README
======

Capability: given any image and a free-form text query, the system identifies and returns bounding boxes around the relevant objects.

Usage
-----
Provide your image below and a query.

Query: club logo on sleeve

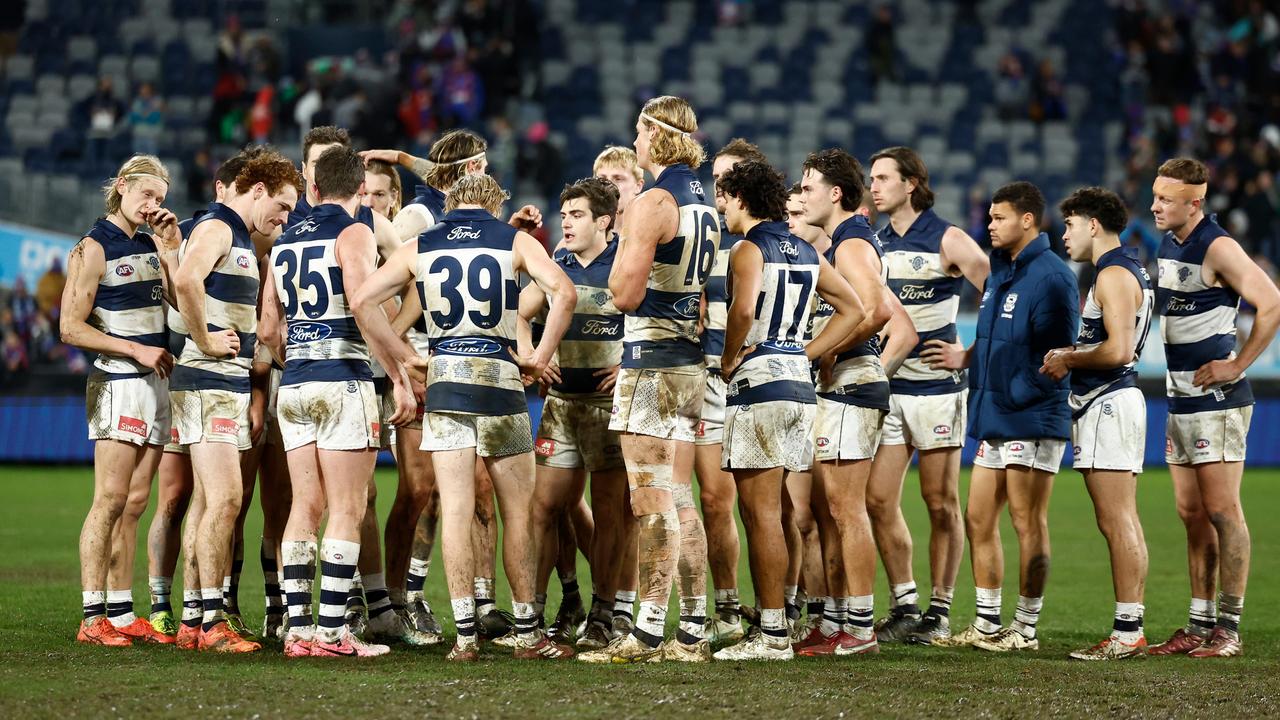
[115,264,135,277]
[211,417,239,434]
[117,416,148,437]
[534,438,556,457]
[1194,438,1210,450]
[933,424,951,435]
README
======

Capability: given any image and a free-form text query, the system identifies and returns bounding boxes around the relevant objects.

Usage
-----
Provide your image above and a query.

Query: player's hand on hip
[133,345,174,378]
[921,338,965,370]
[404,355,429,387]
[1193,358,1241,389]
[593,364,620,392]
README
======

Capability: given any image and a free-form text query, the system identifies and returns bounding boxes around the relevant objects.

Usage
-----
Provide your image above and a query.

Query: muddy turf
[2,465,1278,718]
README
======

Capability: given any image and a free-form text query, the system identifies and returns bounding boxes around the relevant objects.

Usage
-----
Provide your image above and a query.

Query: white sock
[82,590,106,620]
[200,586,224,631]
[820,596,841,637]
[148,575,172,613]
[678,594,707,643]
[106,589,135,627]
[1189,596,1216,636]
[1112,601,1143,642]
[513,600,539,640]
[845,595,874,640]
[634,600,666,646]
[761,607,787,645]
[181,589,202,626]
[317,538,360,643]
[1011,595,1043,639]
[614,590,636,620]
[452,596,478,646]
[974,586,1002,633]
[474,577,496,613]
[891,582,920,611]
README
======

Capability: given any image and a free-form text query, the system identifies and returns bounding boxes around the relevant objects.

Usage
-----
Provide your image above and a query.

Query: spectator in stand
[440,56,483,128]
[994,52,1029,121]
[129,82,164,155]
[868,5,898,85]
[81,77,125,167]
[1030,59,1067,122]
[8,277,35,343]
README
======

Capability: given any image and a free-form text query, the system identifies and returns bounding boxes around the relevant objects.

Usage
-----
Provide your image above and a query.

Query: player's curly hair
[445,173,509,216]
[802,148,865,211]
[214,145,271,189]
[426,130,488,192]
[1059,186,1128,235]
[103,155,170,215]
[560,177,620,232]
[593,145,643,183]
[234,149,304,198]
[640,96,706,169]
[716,160,788,222]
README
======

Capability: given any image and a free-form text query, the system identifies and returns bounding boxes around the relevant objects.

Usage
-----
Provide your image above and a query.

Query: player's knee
[630,486,673,517]
[698,485,732,517]
[864,491,895,522]
[95,490,129,517]
[964,507,995,538]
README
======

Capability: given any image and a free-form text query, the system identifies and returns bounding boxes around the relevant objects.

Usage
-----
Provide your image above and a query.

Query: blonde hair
[365,159,403,219]
[426,130,488,192]
[640,96,705,169]
[103,155,170,214]
[593,145,643,183]
[444,174,509,216]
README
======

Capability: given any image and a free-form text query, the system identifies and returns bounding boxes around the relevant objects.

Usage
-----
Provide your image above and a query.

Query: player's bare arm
[720,240,763,376]
[940,225,991,290]
[609,189,677,311]
[174,222,240,359]
[1194,236,1280,389]
[513,231,576,381]
[60,237,173,377]
[1041,266,1139,381]
[145,207,183,307]
[806,254,863,362]
[360,148,435,182]
[878,289,918,378]
[832,238,892,352]
[256,268,286,367]
[350,239,420,424]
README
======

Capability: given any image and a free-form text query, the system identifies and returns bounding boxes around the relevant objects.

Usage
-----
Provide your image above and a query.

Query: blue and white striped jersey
[622,163,720,370]
[84,219,167,377]
[701,220,739,370]
[271,203,373,386]
[1156,215,1254,414]
[169,203,258,393]
[725,221,819,408]
[820,214,890,410]
[1070,246,1153,414]
[880,209,966,396]
[415,208,525,416]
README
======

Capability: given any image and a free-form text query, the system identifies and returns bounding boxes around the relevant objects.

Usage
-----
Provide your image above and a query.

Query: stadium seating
[539,0,1125,222]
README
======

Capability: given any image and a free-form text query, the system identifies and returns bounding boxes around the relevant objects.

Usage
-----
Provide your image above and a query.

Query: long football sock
[82,590,106,621]
[634,600,666,648]
[846,595,874,640]
[1112,601,1142,643]
[677,594,706,644]
[452,596,477,647]
[1217,592,1243,634]
[891,582,920,616]
[317,538,359,643]
[261,542,284,619]
[927,585,954,617]
[148,575,173,615]
[282,540,317,636]
[714,587,740,620]
[180,590,202,628]
[106,589,136,627]
[474,577,496,616]
[1011,595,1043,640]
[974,587,1002,633]
[1188,597,1216,636]
[200,587,225,632]
[406,557,429,602]
[614,590,636,624]
[761,607,788,645]
[514,601,539,642]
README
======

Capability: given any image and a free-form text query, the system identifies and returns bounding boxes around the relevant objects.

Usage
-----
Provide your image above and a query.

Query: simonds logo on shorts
[170,427,180,444]
[535,438,556,457]
[371,422,381,437]
[211,417,239,434]
[1166,437,1174,453]
[117,416,147,436]
[696,421,706,437]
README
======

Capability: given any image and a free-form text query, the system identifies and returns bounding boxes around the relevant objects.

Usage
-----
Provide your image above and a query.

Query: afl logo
[933,424,951,435]
[1008,442,1025,453]
[436,337,501,355]
[115,264,135,277]
[673,295,700,319]
[1194,438,1210,449]
[236,254,251,269]
[816,437,830,448]
[289,322,332,343]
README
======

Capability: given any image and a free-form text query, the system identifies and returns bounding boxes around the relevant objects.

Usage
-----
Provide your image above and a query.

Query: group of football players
[66,94,1278,662]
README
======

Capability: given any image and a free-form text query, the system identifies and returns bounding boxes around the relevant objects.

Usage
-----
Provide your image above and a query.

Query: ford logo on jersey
[778,240,799,256]
[448,226,482,241]
[289,322,332,344]
[673,295,700,319]
[436,337,502,355]
[761,340,805,353]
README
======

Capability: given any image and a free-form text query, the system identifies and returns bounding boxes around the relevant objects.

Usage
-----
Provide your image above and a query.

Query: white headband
[641,112,691,137]
[122,172,168,185]
[443,151,486,166]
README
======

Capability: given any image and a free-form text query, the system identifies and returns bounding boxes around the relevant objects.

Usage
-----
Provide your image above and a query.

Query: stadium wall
[6,393,1280,466]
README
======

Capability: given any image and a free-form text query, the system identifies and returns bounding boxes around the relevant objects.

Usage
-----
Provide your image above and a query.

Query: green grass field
[2,464,1279,719]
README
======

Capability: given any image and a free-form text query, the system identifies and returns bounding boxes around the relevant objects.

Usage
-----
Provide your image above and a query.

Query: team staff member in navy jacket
[924,181,1079,653]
